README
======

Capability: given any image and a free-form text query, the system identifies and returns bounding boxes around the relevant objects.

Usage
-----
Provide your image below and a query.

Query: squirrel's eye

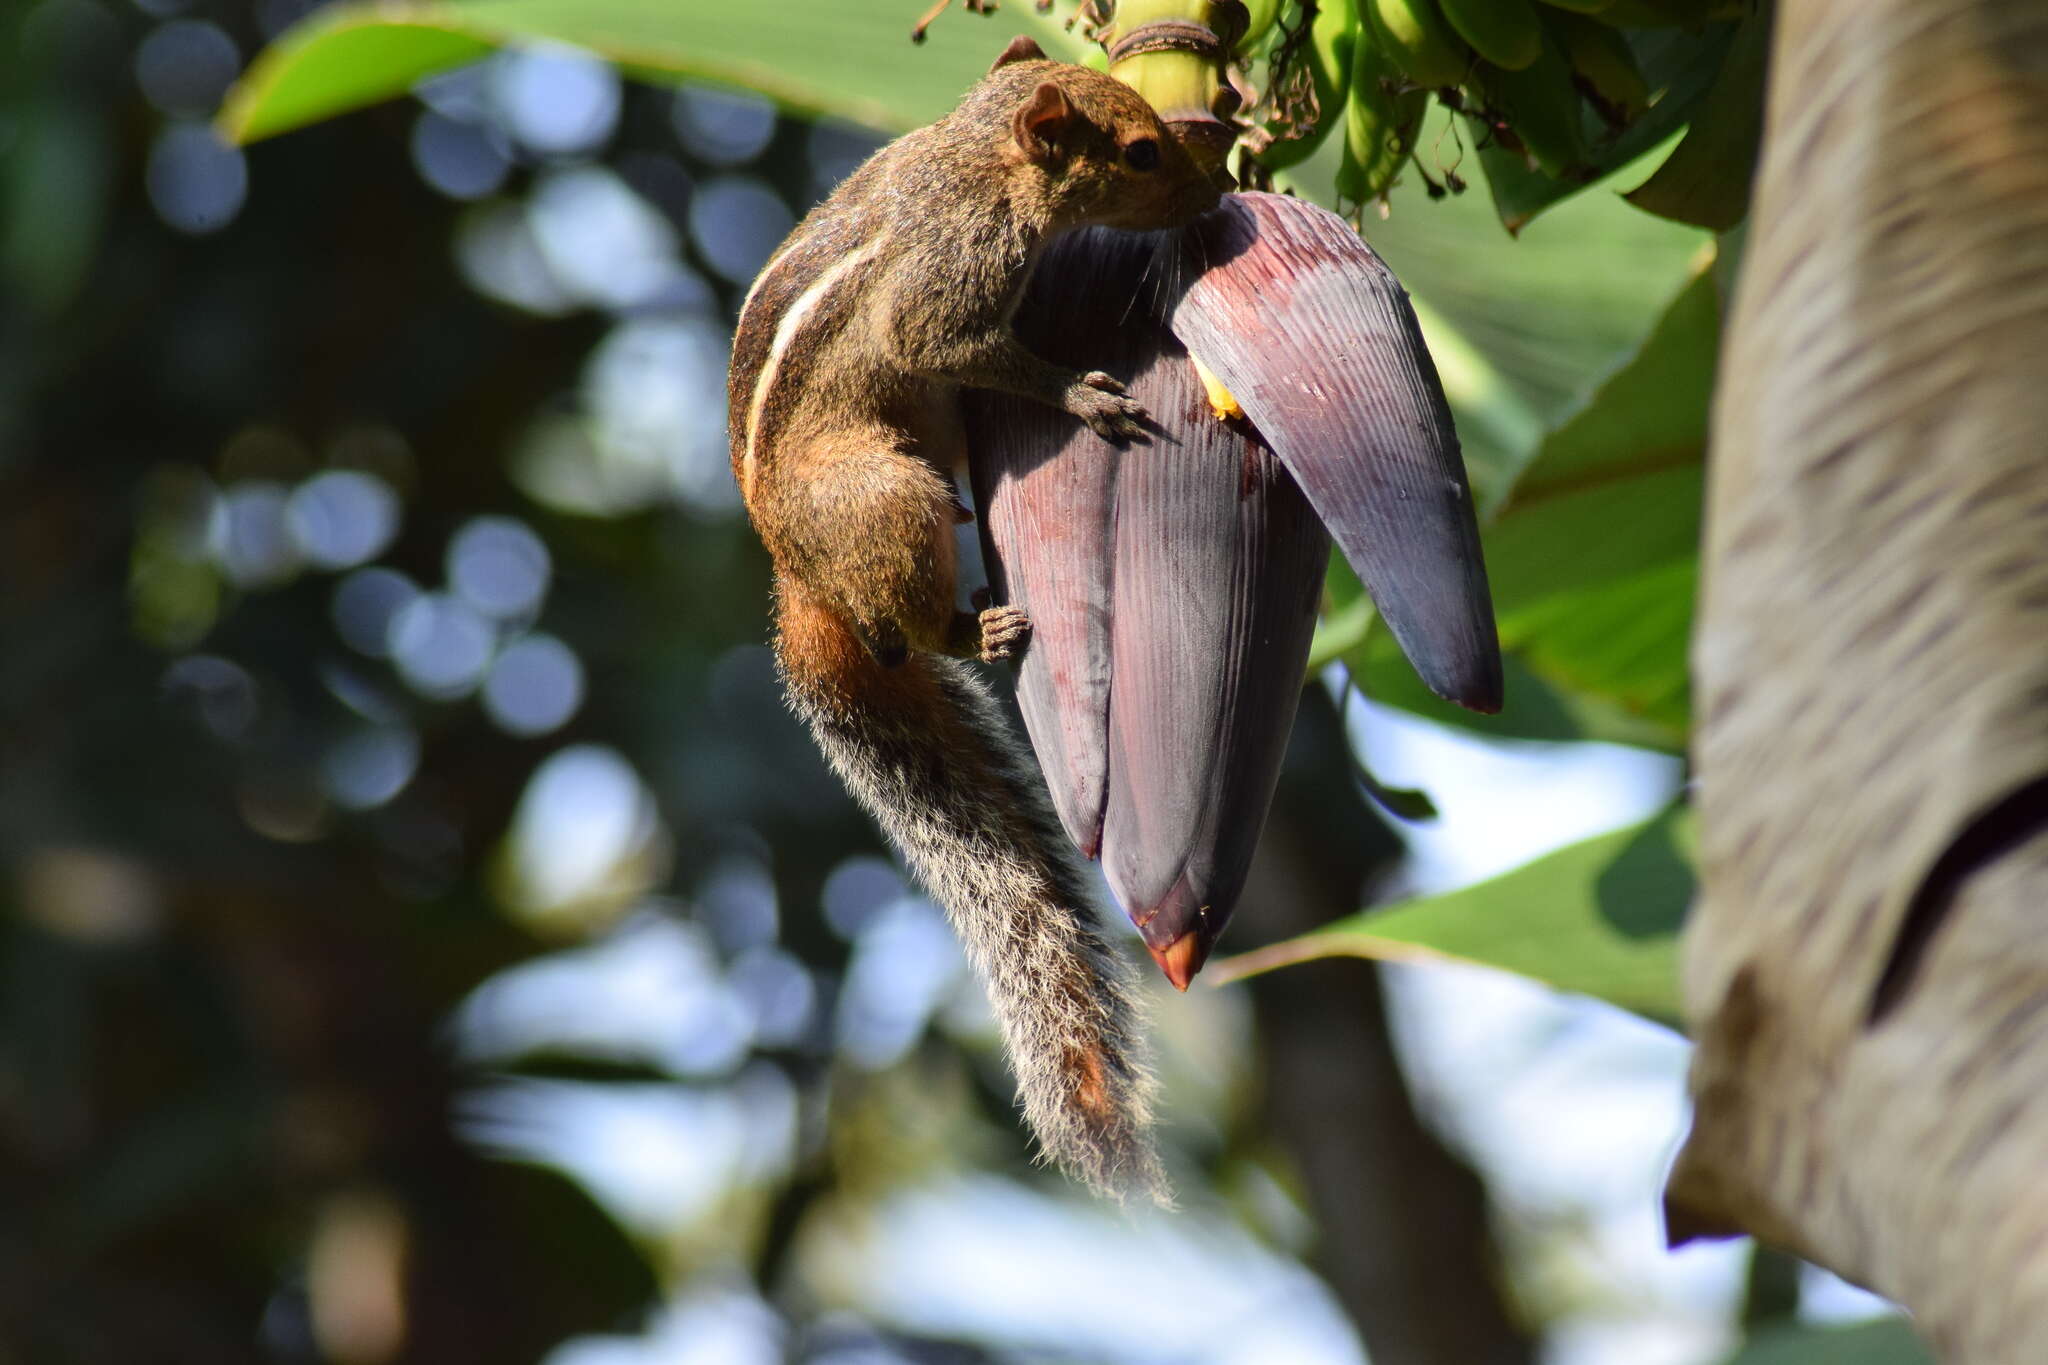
[1123,138,1161,172]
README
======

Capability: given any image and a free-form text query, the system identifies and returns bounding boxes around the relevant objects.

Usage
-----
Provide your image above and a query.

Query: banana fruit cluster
[1250,0,1742,207]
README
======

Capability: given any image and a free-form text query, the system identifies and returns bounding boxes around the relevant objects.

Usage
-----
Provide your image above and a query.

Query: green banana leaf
[220,0,1087,145]
[1478,260,1716,737]
[1625,4,1770,230]
[1478,19,1741,232]
[1209,805,1694,1026]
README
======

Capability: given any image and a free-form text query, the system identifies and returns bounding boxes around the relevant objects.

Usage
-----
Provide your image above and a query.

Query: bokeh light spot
[508,414,612,515]
[414,60,492,123]
[727,947,816,1049]
[331,567,421,658]
[322,726,421,810]
[410,109,510,201]
[528,165,698,312]
[582,316,737,515]
[161,653,258,740]
[238,769,328,843]
[687,175,791,286]
[389,592,495,698]
[320,657,406,726]
[836,900,963,1070]
[457,200,576,316]
[615,151,694,230]
[458,913,752,1077]
[482,633,584,737]
[499,745,669,933]
[821,856,907,940]
[448,514,550,619]
[493,45,620,156]
[671,84,776,166]
[699,857,778,955]
[212,480,299,587]
[459,1068,795,1242]
[549,1283,786,1365]
[287,469,400,570]
[18,847,163,944]
[135,18,239,115]
[146,121,247,235]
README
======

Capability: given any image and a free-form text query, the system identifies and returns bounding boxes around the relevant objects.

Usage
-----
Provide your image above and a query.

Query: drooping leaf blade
[1210,805,1695,1025]
[220,20,493,143]
[1625,6,1771,231]
[1477,19,1741,232]
[221,0,1087,145]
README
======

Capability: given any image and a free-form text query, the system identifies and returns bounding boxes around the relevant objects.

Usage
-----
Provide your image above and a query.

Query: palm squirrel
[726,38,1220,1198]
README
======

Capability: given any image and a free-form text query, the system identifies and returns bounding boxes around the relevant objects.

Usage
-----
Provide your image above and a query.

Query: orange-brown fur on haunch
[728,48,1217,1198]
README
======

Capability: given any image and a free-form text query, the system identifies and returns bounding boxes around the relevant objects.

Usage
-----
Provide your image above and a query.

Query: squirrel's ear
[988,35,1045,73]
[1012,81,1073,162]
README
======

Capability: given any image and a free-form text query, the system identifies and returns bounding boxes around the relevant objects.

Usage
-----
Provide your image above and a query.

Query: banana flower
[966,191,1500,988]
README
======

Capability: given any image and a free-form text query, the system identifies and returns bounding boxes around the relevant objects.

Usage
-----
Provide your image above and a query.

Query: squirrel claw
[1070,372,1148,442]
[976,604,1031,663]
[1089,405,1147,441]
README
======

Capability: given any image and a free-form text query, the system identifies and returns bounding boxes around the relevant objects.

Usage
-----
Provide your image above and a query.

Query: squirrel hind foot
[971,605,1030,663]
[1069,372,1149,442]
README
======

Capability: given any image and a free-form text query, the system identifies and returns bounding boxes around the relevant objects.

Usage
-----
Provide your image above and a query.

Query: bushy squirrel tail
[774,576,1167,1201]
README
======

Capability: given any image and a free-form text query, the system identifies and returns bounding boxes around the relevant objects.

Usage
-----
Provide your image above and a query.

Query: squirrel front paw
[976,605,1031,663]
[1065,372,1147,441]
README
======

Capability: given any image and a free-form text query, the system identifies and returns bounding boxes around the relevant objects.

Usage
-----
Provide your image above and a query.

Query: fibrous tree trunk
[1667,3,2048,1359]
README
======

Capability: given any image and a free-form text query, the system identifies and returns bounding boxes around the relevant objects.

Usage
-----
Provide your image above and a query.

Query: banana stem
[1099,0,1247,175]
